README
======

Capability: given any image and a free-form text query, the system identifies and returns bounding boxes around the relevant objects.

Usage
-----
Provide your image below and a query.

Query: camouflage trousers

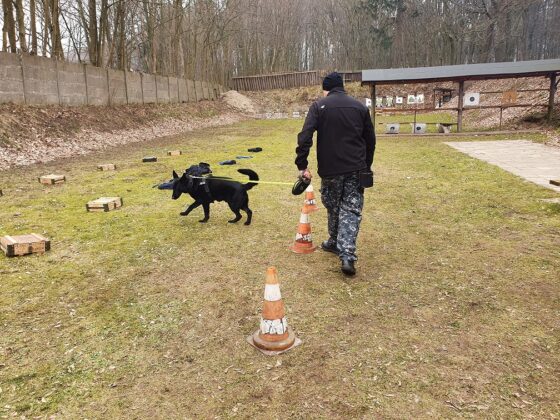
[320,172,364,261]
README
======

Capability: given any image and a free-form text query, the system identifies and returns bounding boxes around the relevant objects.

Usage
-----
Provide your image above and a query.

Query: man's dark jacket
[295,87,376,178]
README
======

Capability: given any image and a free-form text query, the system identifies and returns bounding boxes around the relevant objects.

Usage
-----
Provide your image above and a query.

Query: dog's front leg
[181,201,201,216]
[200,203,210,223]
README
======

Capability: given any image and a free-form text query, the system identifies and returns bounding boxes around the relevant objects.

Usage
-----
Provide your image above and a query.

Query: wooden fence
[231,70,362,91]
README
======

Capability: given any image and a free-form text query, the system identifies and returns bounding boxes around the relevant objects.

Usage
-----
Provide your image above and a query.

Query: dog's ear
[173,170,179,179]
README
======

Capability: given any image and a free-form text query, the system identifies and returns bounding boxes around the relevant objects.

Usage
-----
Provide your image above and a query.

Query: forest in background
[1,0,560,84]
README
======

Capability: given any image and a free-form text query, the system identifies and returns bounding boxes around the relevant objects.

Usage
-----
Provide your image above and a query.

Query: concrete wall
[57,61,87,106]
[22,54,59,105]
[195,81,203,102]
[126,71,143,104]
[0,52,25,104]
[108,69,127,105]
[141,73,156,104]
[178,78,188,103]
[169,77,179,103]
[0,52,225,106]
[85,65,109,105]
[202,81,210,100]
[155,75,169,103]
[186,80,196,102]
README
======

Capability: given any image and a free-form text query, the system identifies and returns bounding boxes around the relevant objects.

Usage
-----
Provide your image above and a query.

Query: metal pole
[370,84,376,131]
[457,80,465,132]
[413,90,418,134]
[548,73,557,122]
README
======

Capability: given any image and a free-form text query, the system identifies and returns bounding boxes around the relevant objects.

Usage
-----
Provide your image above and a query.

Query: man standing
[295,72,376,276]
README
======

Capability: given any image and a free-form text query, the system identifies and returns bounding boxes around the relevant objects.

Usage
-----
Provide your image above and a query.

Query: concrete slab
[445,140,560,193]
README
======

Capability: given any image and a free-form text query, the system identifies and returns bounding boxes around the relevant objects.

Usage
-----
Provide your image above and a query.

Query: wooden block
[86,197,123,212]
[0,233,51,257]
[97,164,117,171]
[0,189,3,196]
[550,179,560,187]
[167,150,182,156]
[39,174,66,185]
[143,157,157,163]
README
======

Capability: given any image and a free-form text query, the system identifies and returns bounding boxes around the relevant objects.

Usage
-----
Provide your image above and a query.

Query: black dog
[163,163,259,225]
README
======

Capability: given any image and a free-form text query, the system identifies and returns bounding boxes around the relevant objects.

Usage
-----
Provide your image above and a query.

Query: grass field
[1,119,559,418]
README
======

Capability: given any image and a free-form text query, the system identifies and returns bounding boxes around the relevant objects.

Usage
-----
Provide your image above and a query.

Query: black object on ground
[143,156,157,163]
[248,147,263,153]
[236,156,253,159]
[219,160,237,165]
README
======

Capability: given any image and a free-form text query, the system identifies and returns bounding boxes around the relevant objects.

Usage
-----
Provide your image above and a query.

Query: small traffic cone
[248,267,301,354]
[290,205,316,254]
[303,184,319,212]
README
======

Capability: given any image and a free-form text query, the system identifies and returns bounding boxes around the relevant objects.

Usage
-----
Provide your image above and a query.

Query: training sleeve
[295,102,319,170]
[363,108,376,170]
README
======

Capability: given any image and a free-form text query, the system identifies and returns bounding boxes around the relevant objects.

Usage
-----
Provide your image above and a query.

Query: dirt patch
[222,90,257,114]
[0,99,250,170]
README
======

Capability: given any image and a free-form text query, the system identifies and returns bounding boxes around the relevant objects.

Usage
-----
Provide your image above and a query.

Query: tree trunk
[30,0,38,54]
[14,0,28,52]
[2,0,17,52]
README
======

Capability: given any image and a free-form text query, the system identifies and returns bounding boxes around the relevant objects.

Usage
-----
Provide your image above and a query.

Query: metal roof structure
[362,59,560,85]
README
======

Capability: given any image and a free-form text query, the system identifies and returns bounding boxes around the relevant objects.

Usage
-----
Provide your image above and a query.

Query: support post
[18,53,27,105]
[55,59,62,106]
[457,80,465,132]
[548,73,557,122]
[499,107,503,128]
[413,90,418,134]
[370,84,376,131]
[83,64,89,105]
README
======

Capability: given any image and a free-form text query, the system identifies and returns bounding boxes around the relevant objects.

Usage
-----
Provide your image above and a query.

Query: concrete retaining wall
[155,75,169,103]
[85,65,109,105]
[126,72,143,104]
[178,78,188,103]
[186,80,196,102]
[22,54,59,105]
[195,81,203,102]
[141,73,157,104]
[108,68,127,105]
[0,52,225,106]
[169,77,179,103]
[57,61,87,106]
[0,52,25,104]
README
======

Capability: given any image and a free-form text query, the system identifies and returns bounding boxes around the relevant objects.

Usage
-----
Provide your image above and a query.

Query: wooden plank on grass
[142,157,157,163]
[39,174,66,185]
[167,150,182,156]
[0,233,51,257]
[550,179,560,187]
[97,164,116,171]
[86,197,123,212]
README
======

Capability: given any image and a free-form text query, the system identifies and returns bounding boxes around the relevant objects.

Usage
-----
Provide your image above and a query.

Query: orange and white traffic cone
[303,184,319,212]
[290,205,316,254]
[248,267,301,354]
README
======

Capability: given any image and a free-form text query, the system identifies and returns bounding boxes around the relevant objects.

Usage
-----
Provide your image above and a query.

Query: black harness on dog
[184,162,214,200]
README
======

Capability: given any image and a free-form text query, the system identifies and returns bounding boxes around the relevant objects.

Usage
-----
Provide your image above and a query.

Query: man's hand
[299,168,312,180]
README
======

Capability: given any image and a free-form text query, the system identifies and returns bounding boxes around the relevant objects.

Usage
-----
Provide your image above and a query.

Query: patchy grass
[0,120,559,418]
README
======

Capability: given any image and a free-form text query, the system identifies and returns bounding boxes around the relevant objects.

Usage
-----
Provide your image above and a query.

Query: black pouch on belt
[359,170,374,188]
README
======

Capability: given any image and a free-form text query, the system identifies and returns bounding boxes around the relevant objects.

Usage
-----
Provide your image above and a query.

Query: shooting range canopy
[362,59,560,85]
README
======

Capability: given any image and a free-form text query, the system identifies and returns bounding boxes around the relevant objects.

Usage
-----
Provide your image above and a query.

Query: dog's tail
[238,169,259,190]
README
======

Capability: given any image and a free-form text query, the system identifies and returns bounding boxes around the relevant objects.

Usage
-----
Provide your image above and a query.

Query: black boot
[341,259,356,276]
[321,240,339,255]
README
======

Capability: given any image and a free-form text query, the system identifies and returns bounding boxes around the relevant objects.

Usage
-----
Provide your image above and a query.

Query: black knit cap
[322,72,344,91]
